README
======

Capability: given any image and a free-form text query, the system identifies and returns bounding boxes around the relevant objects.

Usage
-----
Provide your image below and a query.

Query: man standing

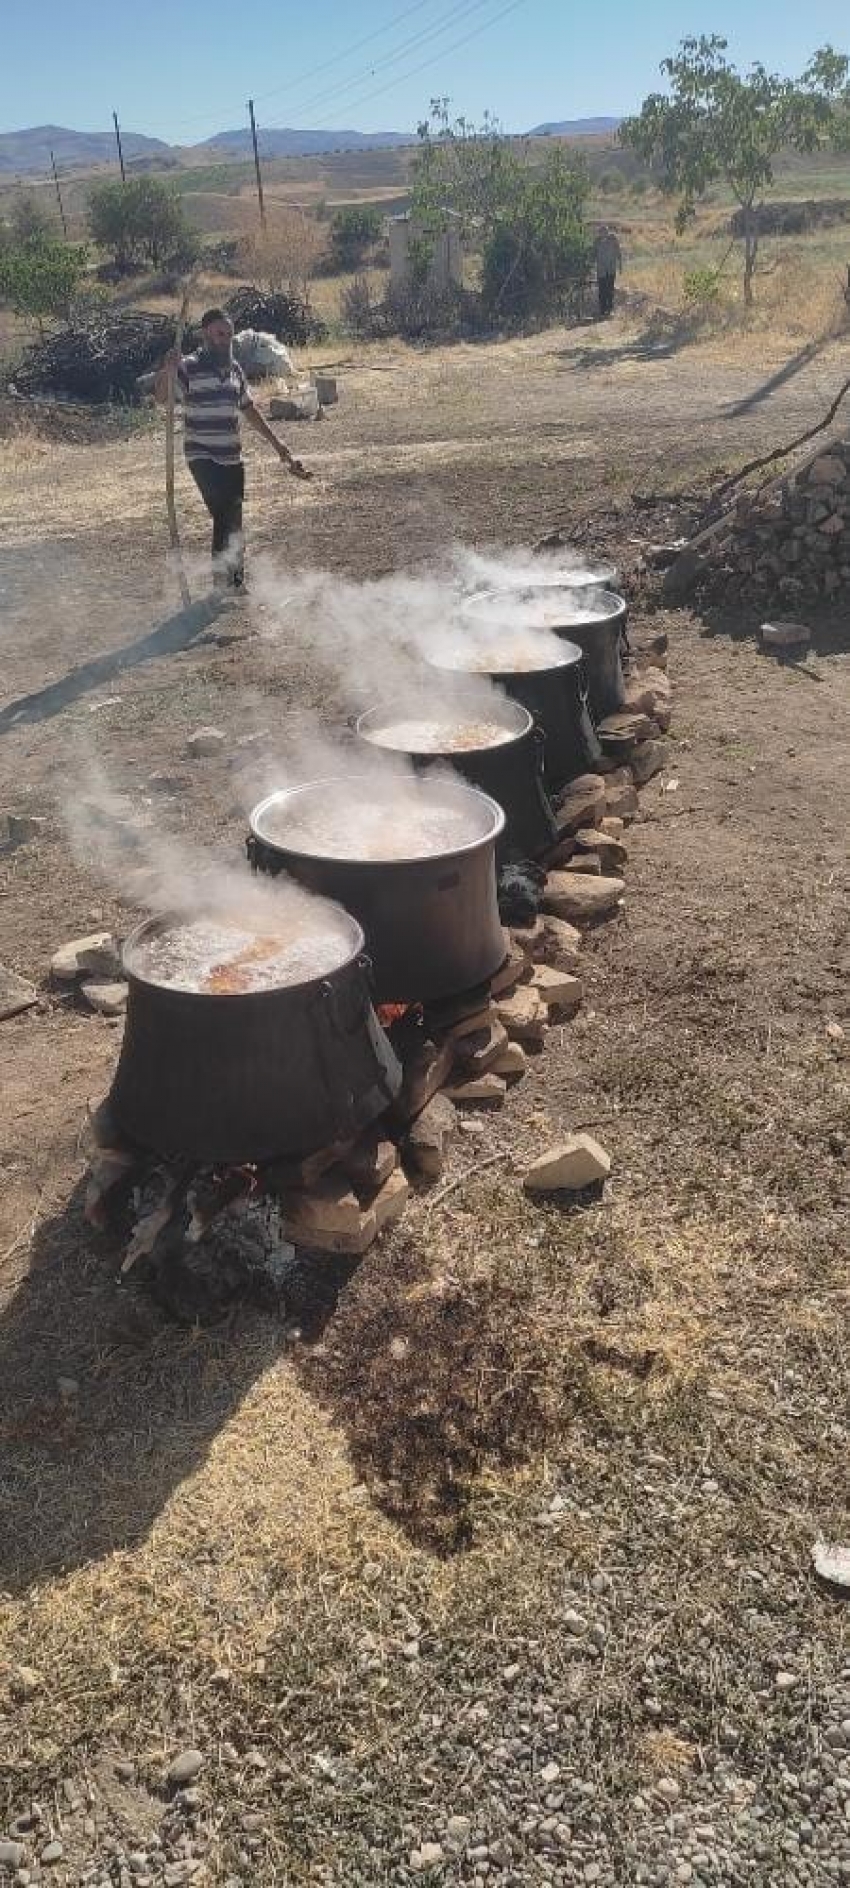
[155,308,310,590]
[593,226,623,320]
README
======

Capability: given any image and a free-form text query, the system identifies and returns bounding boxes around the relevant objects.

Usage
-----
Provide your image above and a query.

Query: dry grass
[0,293,848,1879]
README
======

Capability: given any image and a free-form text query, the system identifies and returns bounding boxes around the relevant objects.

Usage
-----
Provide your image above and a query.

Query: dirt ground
[0,314,848,1887]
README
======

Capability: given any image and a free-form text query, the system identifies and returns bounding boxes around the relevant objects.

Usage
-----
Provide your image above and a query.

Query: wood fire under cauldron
[248,776,507,1005]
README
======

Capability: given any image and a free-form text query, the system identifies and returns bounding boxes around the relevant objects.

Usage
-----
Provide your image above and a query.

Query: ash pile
[698,441,850,612]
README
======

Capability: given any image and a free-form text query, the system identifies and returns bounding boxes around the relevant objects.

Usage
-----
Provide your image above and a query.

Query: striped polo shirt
[177,349,252,466]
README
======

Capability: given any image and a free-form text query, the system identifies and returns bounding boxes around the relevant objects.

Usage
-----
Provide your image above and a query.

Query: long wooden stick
[166,287,191,609]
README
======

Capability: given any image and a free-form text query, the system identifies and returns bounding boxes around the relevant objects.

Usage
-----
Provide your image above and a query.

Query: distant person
[594,226,623,320]
[155,308,310,591]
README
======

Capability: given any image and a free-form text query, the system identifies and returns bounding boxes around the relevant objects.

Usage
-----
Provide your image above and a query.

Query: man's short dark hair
[201,307,232,329]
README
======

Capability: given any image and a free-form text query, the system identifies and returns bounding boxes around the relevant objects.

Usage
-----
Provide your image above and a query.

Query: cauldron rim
[427,636,585,679]
[461,585,626,628]
[353,696,534,756]
[470,562,620,594]
[250,776,506,867]
[120,906,366,1005]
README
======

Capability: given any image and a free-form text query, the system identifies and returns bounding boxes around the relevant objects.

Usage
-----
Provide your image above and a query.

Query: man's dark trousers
[597,273,616,318]
[188,458,245,583]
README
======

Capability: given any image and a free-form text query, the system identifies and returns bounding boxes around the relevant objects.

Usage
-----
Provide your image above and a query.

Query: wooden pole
[50,150,68,237]
[248,99,267,231]
[166,288,192,609]
[113,110,127,183]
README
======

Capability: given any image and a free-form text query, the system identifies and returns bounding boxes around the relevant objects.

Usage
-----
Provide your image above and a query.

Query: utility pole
[247,99,267,231]
[50,149,68,237]
[113,110,126,183]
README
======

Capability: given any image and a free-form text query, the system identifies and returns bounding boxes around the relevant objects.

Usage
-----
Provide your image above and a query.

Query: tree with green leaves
[88,176,198,273]
[0,234,87,330]
[10,190,54,245]
[620,38,850,303]
[412,101,590,325]
[329,204,384,270]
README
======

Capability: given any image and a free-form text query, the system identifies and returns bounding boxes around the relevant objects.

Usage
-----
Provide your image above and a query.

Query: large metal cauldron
[429,621,602,792]
[481,556,621,596]
[109,911,401,1164]
[508,586,629,722]
[353,698,557,864]
[248,779,507,1004]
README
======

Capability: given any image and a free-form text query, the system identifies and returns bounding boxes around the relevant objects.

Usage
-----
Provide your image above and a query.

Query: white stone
[490,1041,528,1082]
[444,1072,506,1107]
[51,931,118,983]
[410,1843,444,1871]
[543,873,624,922]
[539,915,583,972]
[523,1134,611,1193]
[531,965,583,1014]
[761,620,811,649]
[186,726,227,758]
[81,980,128,1017]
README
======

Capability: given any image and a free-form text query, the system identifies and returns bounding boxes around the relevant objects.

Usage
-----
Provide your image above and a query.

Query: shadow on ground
[0,1180,290,1594]
[558,308,700,372]
[0,1182,584,1588]
[0,595,226,736]
[694,599,850,660]
[720,337,830,418]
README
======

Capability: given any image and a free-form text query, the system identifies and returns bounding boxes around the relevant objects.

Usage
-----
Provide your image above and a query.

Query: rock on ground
[543,873,624,922]
[51,932,121,982]
[0,964,38,1021]
[186,726,227,758]
[524,1134,612,1192]
[81,980,129,1016]
[166,1748,205,1789]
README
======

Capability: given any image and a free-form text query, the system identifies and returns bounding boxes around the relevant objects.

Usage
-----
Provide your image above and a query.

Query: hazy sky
[1,0,848,144]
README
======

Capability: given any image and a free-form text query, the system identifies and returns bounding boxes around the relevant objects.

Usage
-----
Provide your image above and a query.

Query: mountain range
[0,124,172,174]
[0,117,621,175]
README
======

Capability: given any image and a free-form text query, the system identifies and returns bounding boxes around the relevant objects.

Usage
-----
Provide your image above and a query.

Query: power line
[262,0,506,129]
[161,0,444,138]
[252,0,435,107]
[306,0,529,128]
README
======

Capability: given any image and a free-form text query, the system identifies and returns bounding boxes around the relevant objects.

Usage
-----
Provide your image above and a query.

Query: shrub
[683,266,723,306]
[0,235,88,330]
[341,273,379,338]
[329,204,384,270]
[10,191,54,245]
[88,177,197,273]
[239,213,325,301]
